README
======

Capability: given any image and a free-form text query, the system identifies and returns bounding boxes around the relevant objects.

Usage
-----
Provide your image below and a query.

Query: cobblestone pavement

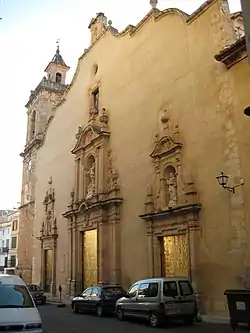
[38,304,238,333]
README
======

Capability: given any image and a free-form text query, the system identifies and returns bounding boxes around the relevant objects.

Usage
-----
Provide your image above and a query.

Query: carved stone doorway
[82,229,98,288]
[44,249,53,292]
[161,234,189,278]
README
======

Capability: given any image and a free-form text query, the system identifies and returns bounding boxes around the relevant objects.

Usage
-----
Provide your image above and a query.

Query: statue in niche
[86,162,96,197]
[45,210,53,235]
[166,172,177,206]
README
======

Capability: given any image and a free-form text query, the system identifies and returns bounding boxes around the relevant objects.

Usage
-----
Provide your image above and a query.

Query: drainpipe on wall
[240,0,250,64]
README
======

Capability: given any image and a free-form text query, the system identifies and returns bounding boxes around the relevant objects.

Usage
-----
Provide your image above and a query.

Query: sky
[0,0,241,209]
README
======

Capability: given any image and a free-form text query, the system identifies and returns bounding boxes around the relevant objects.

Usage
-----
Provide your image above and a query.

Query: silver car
[116,277,197,327]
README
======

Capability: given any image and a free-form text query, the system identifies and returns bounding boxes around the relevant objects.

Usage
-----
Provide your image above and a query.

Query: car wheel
[42,299,46,305]
[96,305,103,317]
[183,315,194,325]
[72,303,78,314]
[149,312,161,327]
[116,307,124,321]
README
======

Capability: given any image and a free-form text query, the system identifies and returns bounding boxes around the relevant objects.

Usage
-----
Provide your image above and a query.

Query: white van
[0,274,43,332]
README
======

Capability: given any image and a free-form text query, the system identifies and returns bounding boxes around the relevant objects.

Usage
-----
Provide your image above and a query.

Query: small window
[103,287,125,297]
[10,255,16,267]
[11,236,17,249]
[179,281,193,297]
[55,72,62,83]
[127,284,139,298]
[138,282,159,297]
[82,287,92,297]
[163,281,178,297]
[91,287,101,297]
[92,88,99,111]
[12,220,18,231]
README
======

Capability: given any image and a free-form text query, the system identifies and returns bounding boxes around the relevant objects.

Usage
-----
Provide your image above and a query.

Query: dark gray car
[27,284,46,305]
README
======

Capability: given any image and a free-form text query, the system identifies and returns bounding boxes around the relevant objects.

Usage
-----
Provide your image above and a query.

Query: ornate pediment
[72,108,110,155]
[71,124,102,154]
[150,135,182,159]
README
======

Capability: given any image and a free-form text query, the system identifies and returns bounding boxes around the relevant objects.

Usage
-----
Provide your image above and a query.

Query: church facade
[18,0,250,315]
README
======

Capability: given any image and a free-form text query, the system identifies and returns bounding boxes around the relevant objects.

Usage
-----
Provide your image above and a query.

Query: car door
[163,280,181,316]
[137,282,159,318]
[89,287,101,312]
[177,280,196,315]
[77,288,93,311]
[123,283,139,316]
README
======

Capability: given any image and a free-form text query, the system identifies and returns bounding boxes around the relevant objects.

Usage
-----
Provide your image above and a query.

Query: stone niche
[140,110,202,294]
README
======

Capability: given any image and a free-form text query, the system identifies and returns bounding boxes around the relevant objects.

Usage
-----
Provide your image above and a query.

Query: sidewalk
[46,296,71,306]
[202,315,230,325]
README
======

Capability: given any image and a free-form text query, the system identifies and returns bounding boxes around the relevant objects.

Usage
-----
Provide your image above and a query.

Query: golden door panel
[163,234,189,277]
[83,229,98,288]
[44,249,52,292]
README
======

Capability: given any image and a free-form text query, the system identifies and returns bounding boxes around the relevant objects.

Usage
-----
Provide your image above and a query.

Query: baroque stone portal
[37,177,58,296]
[63,107,123,296]
[139,114,202,291]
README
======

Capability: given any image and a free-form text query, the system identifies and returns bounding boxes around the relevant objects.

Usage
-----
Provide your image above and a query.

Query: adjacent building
[17,0,250,316]
[0,210,19,274]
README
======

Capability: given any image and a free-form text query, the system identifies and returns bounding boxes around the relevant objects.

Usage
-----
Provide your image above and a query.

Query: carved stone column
[40,241,44,289]
[78,155,84,200]
[111,215,121,284]
[75,229,82,294]
[75,158,81,201]
[147,223,154,277]
[98,145,104,193]
[71,217,77,296]
[67,224,72,296]
[98,220,105,283]
[188,226,199,291]
[50,241,57,297]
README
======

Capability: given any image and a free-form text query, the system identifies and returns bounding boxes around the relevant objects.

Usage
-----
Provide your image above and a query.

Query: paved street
[38,304,236,333]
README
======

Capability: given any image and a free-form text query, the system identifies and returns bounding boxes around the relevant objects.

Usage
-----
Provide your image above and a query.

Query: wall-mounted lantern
[244,106,250,116]
[216,172,244,194]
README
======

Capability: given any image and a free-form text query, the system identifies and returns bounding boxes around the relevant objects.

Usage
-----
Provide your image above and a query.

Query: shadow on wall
[196,262,235,315]
[236,267,250,289]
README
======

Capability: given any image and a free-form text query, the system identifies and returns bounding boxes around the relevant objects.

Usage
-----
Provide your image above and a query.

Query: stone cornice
[139,203,202,221]
[18,200,35,210]
[20,134,44,157]
[62,197,123,218]
[25,77,67,108]
[214,36,247,69]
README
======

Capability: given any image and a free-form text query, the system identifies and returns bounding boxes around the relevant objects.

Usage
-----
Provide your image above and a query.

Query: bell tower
[18,45,70,283]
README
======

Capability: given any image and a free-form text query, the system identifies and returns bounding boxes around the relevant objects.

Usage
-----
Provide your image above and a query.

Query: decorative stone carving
[143,115,199,213]
[166,171,177,207]
[41,177,57,237]
[107,149,119,191]
[86,162,96,198]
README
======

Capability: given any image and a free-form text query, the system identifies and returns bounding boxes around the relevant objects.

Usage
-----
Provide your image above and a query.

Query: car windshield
[103,287,125,296]
[28,285,40,292]
[0,284,34,308]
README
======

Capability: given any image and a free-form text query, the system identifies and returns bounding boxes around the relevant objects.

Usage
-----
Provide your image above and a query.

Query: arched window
[30,111,36,140]
[55,72,62,83]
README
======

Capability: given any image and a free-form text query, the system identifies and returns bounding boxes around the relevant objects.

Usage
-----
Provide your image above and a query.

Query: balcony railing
[0,247,9,253]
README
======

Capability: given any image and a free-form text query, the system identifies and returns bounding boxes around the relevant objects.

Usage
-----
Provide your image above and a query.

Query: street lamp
[244,106,250,116]
[216,172,244,193]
